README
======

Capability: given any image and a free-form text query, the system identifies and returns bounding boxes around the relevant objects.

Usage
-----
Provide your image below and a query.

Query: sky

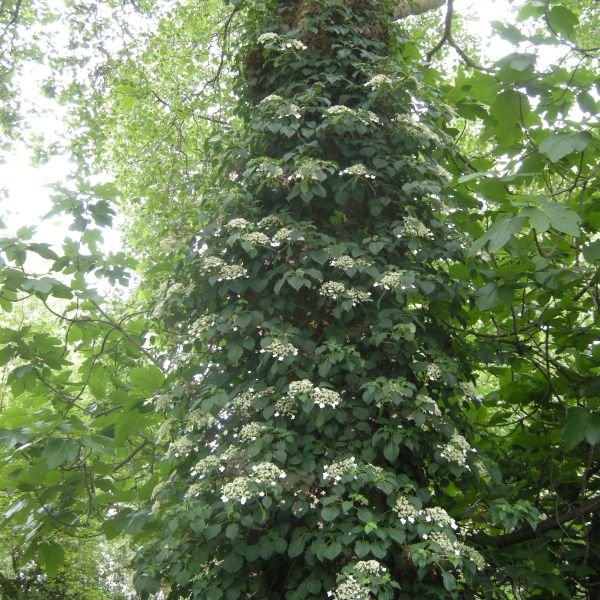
[0,0,550,264]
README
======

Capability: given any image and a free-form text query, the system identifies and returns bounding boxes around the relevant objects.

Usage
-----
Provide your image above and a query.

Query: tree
[0,0,598,598]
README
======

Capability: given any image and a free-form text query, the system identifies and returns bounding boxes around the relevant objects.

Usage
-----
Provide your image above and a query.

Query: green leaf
[536,203,580,237]
[539,132,592,162]
[578,91,597,114]
[38,541,65,578]
[547,5,578,39]
[223,552,244,574]
[115,410,142,445]
[42,439,80,469]
[562,408,589,450]
[130,365,164,396]
[583,240,600,263]
[470,215,524,255]
[586,414,600,446]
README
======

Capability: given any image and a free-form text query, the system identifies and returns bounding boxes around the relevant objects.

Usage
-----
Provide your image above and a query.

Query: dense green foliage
[0,0,598,598]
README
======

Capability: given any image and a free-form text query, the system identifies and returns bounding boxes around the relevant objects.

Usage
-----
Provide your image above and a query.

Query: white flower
[458,381,482,401]
[242,231,270,246]
[251,461,286,484]
[260,338,298,361]
[320,281,347,300]
[217,264,248,281]
[257,32,279,45]
[288,379,315,396]
[282,39,307,51]
[329,256,372,270]
[426,363,443,381]
[323,456,357,482]
[458,542,486,570]
[354,560,386,575]
[393,496,420,525]
[238,422,267,443]
[364,74,393,89]
[227,218,250,229]
[399,216,434,239]
[373,270,415,291]
[314,387,341,408]
[439,431,473,468]
[423,506,458,530]
[221,476,251,504]
[340,163,375,179]
[328,576,370,600]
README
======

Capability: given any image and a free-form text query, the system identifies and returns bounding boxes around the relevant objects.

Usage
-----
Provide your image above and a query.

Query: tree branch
[394,0,445,19]
[424,0,492,72]
[483,495,600,548]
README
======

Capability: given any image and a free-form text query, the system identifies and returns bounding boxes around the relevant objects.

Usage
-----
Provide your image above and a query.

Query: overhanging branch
[394,0,445,19]
[483,495,600,548]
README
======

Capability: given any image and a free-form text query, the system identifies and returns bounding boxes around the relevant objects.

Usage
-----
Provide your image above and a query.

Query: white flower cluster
[325,105,353,116]
[217,264,248,282]
[439,431,473,468]
[329,256,372,270]
[354,560,386,575]
[167,436,194,459]
[429,531,460,556]
[191,454,221,479]
[314,387,342,408]
[251,461,286,484]
[458,381,482,401]
[416,394,441,417]
[238,421,266,443]
[257,33,307,51]
[257,96,301,119]
[272,227,297,245]
[458,542,486,570]
[184,409,217,432]
[227,389,256,417]
[328,577,370,600]
[254,161,285,179]
[200,256,225,274]
[257,32,279,45]
[364,74,393,89]
[258,215,282,229]
[282,39,307,51]
[192,314,217,333]
[325,105,379,125]
[274,395,298,418]
[227,218,250,229]
[340,163,375,179]
[221,476,252,504]
[185,482,205,498]
[394,113,441,144]
[426,363,443,381]
[424,506,458,530]
[285,379,341,409]
[323,456,358,483]
[400,216,434,239]
[374,270,414,291]
[288,379,315,396]
[393,496,420,525]
[260,338,298,361]
[319,281,371,305]
[242,231,271,246]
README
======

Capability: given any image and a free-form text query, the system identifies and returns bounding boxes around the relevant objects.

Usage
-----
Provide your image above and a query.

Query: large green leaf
[539,132,592,162]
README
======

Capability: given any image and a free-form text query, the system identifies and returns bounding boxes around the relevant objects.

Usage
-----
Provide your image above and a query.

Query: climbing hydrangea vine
[135,0,497,597]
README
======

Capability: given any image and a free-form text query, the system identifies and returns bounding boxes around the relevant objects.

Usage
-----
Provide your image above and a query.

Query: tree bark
[394,0,446,19]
